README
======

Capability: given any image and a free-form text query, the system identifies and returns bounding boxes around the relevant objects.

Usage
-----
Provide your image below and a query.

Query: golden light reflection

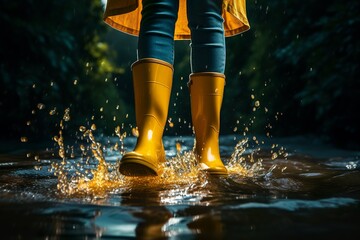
[147,130,153,140]
[207,148,215,161]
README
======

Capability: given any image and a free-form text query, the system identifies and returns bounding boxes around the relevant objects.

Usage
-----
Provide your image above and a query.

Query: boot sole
[119,158,159,177]
[202,168,228,176]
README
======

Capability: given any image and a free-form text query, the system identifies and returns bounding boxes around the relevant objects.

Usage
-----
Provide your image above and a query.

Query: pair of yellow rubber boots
[119,58,227,176]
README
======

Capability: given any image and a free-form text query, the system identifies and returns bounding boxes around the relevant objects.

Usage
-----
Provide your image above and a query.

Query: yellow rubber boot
[120,58,173,176]
[189,72,228,175]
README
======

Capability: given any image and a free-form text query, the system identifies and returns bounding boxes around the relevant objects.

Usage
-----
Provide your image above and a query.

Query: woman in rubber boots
[103,0,250,176]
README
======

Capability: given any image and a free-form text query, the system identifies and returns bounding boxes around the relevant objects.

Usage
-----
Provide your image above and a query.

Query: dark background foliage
[0,0,359,149]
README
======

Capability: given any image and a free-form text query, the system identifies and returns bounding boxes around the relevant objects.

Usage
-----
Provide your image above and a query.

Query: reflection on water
[0,135,360,238]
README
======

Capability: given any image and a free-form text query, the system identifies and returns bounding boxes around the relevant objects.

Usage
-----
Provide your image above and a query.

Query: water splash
[40,107,289,198]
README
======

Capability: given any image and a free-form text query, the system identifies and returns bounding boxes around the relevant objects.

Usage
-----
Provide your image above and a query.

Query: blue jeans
[138,0,225,73]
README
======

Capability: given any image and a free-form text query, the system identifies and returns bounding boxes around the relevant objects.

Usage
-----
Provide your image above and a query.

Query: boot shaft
[188,72,225,135]
[132,58,174,132]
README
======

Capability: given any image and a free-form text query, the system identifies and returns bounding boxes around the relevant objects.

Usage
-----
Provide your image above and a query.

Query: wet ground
[0,135,359,239]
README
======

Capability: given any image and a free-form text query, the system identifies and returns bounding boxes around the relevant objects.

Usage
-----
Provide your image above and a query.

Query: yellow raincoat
[103,0,250,40]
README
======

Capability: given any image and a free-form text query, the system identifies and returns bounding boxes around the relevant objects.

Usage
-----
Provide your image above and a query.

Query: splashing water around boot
[45,108,285,198]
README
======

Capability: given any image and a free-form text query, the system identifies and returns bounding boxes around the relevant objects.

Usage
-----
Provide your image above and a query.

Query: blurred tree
[0,0,126,140]
[230,0,359,148]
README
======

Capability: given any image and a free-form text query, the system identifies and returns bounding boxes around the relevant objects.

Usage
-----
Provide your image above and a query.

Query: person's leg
[187,0,225,73]
[187,0,227,175]
[120,0,178,176]
[138,0,179,65]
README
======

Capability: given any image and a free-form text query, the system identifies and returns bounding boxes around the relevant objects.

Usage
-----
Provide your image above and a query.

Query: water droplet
[37,103,45,110]
[49,108,57,115]
[59,148,65,159]
[115,126,121,135]
[34,166,42,171]
[113,142,119,151]
[132,127,139,137]
[63,108,70,121]
[176,142,181,153]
